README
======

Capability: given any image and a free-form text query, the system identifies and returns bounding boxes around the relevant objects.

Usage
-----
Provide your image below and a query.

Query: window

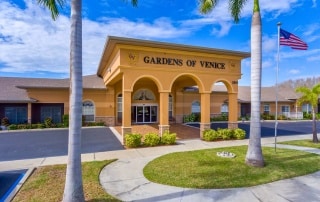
[191,101,200,113]
[5,107,27,124]
[281,105,290,113]
[302,103,311,113]
[40,106,62,123]
[221,103,228,114]
[82,101,95,122]
[263,104,270,114]
[133,89,155,100]
[117,94,122,123]
[169,94,173,119]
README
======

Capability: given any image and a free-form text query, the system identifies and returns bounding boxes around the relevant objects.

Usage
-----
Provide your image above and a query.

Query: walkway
[99,135,320,202]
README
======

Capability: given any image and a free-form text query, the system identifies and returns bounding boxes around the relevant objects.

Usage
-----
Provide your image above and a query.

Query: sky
[0,0,319,87]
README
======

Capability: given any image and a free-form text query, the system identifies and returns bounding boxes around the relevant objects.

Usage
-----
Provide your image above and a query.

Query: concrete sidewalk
[99,135,320,202]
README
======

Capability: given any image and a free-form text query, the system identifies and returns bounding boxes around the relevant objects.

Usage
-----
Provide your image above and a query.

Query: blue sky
[0,0,319,86]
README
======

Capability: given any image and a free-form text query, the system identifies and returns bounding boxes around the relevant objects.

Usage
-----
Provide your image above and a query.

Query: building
[0,36,312,142]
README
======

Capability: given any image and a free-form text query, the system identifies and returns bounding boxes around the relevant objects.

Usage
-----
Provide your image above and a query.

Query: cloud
[289,69,300,74]
[0,0,316,79]
[0,0,70,75]
[0,0,192,76]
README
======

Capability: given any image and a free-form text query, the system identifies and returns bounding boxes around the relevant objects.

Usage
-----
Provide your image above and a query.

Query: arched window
[117,94,122,123]
[169,94,173,119]
[82,101,95,122]
[133,89,155,100]
[221,103,228,115]
[191,101,200,113]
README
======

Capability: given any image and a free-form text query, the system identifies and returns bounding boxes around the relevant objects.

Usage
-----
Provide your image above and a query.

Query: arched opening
[131,78,159,124]
[82,100,95,122]
[170,74,203,123]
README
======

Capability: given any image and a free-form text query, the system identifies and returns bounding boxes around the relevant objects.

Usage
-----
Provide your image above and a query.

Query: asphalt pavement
[0,127,124,161]
[1,122,320,201]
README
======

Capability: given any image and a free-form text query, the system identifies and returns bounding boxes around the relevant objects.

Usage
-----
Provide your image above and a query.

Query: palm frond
[229,0,247,23]
[37,0,65,20]
[122,0,138,7]
[198,0,218,14]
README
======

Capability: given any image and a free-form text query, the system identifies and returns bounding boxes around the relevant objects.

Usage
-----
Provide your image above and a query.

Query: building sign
[143,56,226,69]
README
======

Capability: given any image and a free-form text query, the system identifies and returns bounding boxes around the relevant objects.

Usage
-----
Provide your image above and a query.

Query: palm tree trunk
[312,107,319,143]
[63,0,85,201]
[245,0,264,167]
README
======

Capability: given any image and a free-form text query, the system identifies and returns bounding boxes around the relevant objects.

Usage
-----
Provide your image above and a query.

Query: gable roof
[0,75,106,103]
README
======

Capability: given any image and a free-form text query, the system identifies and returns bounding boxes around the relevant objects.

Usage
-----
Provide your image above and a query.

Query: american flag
[279,28,308,50]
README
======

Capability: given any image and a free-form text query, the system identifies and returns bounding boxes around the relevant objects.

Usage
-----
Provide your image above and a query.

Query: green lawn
[13,141,320,201]
[280,139,320,149]
[143,146,320,189]
[13,160,120,202]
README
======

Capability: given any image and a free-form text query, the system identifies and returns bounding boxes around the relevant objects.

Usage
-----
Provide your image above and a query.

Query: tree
[296,84,320,143]
[198,0,264,167]
[37,0,138,201]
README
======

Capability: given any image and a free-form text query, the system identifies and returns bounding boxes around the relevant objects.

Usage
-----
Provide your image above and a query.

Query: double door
[132,105,157,123]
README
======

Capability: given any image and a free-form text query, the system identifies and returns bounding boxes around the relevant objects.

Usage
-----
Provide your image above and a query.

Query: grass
[143,146,320,189]
[280,139,320,149]
[12,140,320,200]
[13,160,120,202]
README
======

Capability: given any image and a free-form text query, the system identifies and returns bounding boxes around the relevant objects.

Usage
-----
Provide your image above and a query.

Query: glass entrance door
[132,105,157,123]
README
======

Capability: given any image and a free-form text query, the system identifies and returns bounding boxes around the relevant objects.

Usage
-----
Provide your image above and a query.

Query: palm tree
[37,0,85,200]
[199,0,264,167]
[37,0,138,201]
[296,84,320,143]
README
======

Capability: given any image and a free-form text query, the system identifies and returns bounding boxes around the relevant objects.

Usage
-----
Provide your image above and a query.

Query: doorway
[132,105,157,123]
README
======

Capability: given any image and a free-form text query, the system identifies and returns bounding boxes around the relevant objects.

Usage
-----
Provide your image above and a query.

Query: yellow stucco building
[2,36,310,142]
[96,36,249,139]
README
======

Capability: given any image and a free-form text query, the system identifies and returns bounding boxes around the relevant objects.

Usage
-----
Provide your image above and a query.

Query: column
[228,92,238,129]
[121,90,132,144]
[159,92,170,136]
[200,92,211,139]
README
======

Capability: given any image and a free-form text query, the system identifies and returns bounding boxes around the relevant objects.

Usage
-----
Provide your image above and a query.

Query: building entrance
[132,105,157,123]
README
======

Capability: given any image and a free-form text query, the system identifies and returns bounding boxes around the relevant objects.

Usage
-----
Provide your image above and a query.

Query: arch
[130,75,163,92]
[82,100,95,122]
[211,79,234,93]
[170,73,205,93]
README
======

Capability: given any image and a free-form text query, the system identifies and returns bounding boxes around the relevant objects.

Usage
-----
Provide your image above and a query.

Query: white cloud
[0,1,192,76]
[289,69,300,74]
[0,0,316,78]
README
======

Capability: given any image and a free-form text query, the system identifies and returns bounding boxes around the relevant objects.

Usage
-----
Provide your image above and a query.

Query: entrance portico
[97,36,250,143]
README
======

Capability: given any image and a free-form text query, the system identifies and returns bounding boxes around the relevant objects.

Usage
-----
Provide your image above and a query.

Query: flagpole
[275,22,281,152]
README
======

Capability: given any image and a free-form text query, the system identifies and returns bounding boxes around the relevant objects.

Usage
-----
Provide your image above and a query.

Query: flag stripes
[279,28,308,50]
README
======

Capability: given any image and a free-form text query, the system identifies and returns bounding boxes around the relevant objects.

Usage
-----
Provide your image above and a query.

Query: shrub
[143,133,161,147]
[183,113,200,123]
[278,114,287,120]
[1,117,10,126]
[8,124,17,130]
[203,129,219,141]
[17,124,28,130]
[161,131,176,145]
[217,128,233,140]
[44,117,53,128]
[125,133,142,148]
[63,114,69,127]
[233,128,246,139]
